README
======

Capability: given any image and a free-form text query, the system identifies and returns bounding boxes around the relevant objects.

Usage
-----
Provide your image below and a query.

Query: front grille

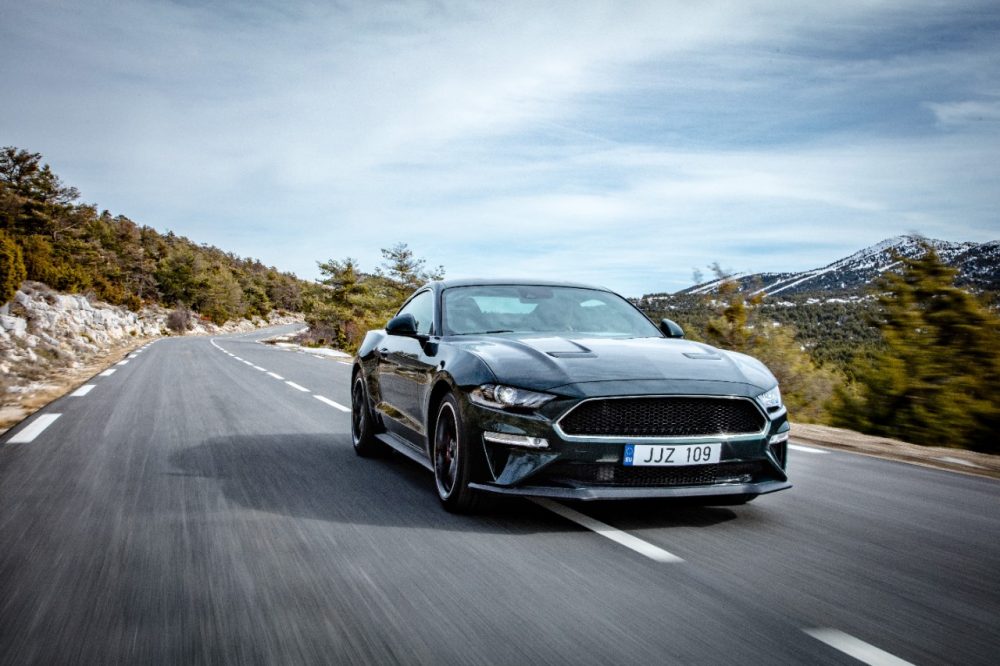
[539,461,766,488]
[558,397,765,438]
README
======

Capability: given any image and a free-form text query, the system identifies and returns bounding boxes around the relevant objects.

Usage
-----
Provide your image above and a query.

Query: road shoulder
[791,423,1000,480]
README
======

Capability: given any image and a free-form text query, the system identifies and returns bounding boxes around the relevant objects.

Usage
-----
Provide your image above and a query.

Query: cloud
[2,1,999,295]
[926,100,1000,126]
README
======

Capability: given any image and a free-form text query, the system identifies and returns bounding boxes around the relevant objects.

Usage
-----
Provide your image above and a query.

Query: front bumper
[464,392,791,501]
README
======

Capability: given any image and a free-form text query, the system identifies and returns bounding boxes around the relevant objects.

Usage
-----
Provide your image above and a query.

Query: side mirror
[659,318,685,339]
[386,313,419,337]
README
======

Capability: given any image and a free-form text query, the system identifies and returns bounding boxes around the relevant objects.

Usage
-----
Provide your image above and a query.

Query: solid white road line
[789,444,829,454]
[314,395,350,412]
[99,369,116,377]
[8,414,61,444]
[70,385,96,397]
[285,381,310,392]
[242,360,254,366]
[267,372,285,380]
[233,357,244,361]
[531,498,684,563]
[804,629,914,666]
[116,360,129,366]
[252,365,267,372]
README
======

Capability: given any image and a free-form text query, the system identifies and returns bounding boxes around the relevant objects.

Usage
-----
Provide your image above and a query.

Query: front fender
[420,347,498,445]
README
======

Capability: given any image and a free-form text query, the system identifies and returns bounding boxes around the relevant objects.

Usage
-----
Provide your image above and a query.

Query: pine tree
[701,270,842,422]
[307,244,444,352]
[833,244,1000,452]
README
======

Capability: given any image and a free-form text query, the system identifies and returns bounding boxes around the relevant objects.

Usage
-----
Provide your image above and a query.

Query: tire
[352,374,388,457]
[432,393,485,514]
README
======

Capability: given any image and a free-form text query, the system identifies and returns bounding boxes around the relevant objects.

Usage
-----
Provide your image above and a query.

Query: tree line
[3,147,996,453]
[0,146,305,323]
[310,242,998,454]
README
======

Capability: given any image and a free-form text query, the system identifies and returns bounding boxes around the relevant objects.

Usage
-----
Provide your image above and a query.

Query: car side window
[398,291,434,335]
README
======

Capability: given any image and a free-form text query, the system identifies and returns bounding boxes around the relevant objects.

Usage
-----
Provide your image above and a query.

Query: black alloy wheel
[352,374,386,457]
[433,393,483,513]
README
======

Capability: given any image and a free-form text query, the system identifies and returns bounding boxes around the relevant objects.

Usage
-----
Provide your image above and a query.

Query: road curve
[1,327,998,665]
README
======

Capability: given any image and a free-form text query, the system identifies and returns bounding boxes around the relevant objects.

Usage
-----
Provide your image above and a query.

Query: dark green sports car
[352,279,791,513]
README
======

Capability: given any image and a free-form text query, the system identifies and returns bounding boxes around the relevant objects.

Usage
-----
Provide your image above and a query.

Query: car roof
[428,278,614,292]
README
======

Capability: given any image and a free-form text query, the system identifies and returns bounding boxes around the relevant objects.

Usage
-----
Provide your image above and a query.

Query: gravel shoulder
[0,336,150,433]
[791,423,1000,480]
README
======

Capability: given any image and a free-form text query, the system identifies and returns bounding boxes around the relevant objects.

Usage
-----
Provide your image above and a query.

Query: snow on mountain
[672,235,999,298]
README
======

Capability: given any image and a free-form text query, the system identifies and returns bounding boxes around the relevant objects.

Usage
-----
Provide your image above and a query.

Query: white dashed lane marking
[116,360,128,366]
[212,336,335,401]
[314,395,350,412]
[71,385,96,397]
[7,414,61,444]
[532,498,684,563]
[99,369,116,377]
[804,629,914,666]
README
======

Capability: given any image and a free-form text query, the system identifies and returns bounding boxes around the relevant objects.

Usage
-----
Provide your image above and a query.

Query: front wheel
[352,374,388,457]
[433,393,485,513]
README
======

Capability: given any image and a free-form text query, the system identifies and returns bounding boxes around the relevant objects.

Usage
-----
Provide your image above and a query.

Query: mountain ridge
[654,235,1000,299]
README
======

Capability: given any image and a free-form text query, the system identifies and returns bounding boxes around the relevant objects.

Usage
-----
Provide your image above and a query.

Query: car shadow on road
[169,432,742,532]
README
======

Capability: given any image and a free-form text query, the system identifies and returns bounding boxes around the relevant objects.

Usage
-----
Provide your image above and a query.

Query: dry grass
[0,337,151,433]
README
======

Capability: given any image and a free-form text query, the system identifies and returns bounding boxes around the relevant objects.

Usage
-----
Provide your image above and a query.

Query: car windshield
[442,285,662,338]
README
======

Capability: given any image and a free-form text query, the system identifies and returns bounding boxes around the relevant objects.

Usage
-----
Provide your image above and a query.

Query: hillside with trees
[641,248,1000,452]
[0,147,305,323]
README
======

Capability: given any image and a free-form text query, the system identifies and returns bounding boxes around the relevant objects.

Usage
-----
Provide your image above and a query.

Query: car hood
[448,335,776,394]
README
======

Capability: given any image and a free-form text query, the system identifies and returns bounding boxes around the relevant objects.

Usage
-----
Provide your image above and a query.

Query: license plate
[623,443,721,466]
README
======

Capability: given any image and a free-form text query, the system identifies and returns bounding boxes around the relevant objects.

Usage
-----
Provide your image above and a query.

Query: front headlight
[757,385,782,410]
[470,384,555,410]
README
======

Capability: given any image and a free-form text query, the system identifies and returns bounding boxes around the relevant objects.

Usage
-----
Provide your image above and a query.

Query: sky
[2,0,999,296]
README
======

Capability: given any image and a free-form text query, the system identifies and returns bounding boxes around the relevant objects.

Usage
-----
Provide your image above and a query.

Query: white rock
[0,315,27,338]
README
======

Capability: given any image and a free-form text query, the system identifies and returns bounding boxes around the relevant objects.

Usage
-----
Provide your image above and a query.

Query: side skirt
[375,432,433,472]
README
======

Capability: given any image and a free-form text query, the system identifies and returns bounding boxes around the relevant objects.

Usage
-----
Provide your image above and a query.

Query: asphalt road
[1,327,998,665]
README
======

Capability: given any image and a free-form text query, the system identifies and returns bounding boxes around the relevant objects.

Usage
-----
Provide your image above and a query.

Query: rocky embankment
[1,281,303,429]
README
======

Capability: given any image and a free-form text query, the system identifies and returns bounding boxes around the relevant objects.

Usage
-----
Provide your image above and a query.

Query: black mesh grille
[558,397,765,438]
[539,461,765,488]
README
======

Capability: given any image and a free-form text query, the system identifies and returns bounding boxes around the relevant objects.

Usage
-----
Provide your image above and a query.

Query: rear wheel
[433,393,485,513]
[352,374,388,457]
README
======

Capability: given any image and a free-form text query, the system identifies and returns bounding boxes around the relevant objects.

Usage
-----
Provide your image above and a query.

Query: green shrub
[0,230,26,305]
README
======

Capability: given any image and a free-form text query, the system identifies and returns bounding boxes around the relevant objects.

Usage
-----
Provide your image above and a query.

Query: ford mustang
[351,279,791,512]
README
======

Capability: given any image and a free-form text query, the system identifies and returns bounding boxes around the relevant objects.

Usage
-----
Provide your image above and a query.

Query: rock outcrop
[1,281,303,399]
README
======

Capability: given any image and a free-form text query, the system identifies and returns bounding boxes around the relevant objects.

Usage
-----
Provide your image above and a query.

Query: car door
[375,290,438,446]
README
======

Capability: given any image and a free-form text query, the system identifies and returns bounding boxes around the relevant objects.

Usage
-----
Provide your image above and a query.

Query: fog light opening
[483,431,549,449]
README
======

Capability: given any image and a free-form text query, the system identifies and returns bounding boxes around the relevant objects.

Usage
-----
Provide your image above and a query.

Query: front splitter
[468,479,792,501]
